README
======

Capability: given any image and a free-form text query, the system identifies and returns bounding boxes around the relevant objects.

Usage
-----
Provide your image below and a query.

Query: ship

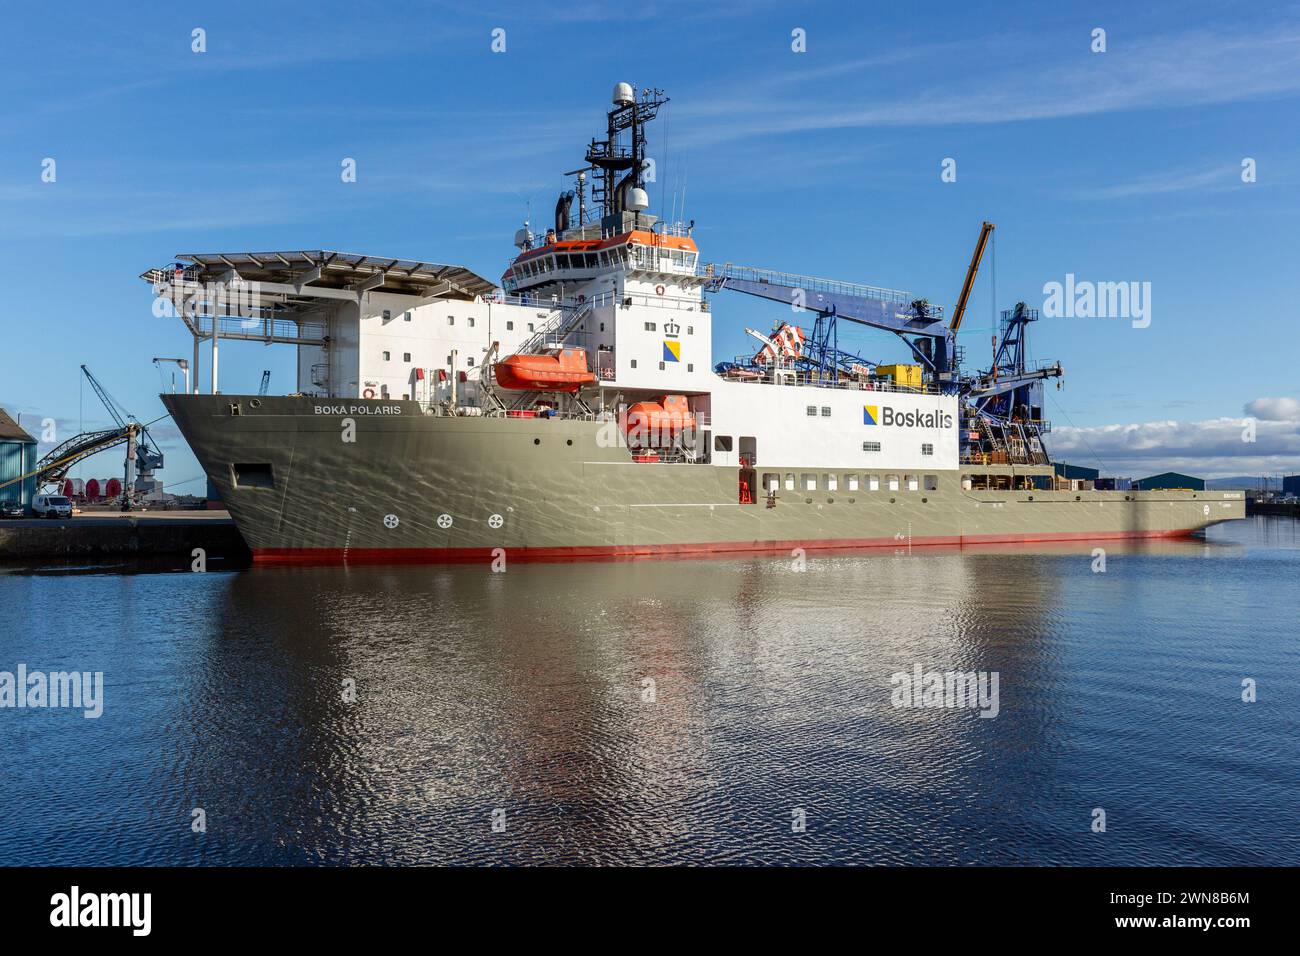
[149,83,1244,563]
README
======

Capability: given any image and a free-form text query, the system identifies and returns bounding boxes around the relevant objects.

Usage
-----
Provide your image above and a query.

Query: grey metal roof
[0,408,36,443]
[144,250,498,301]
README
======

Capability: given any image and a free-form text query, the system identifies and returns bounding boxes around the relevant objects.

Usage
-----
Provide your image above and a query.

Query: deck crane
[704,221,1067,466]
[949,221,994,333]
[704,265,955,385]
[258,370,271,396]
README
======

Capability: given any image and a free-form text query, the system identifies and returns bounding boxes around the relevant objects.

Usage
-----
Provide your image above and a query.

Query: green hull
[164,395,1245,562]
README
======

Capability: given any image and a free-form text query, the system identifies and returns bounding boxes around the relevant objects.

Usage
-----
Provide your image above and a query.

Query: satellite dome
[625,186,649,211]
[612,82,634,106]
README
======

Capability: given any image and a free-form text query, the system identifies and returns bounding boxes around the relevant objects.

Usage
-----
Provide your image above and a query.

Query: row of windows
[381,351,475,367]
[858,441,934,456]
[628,359,695,372]
[380,309,478,328]
[761,473,940,493]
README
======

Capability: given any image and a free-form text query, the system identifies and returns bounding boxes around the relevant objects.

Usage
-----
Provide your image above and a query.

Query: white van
[32,494,73,519]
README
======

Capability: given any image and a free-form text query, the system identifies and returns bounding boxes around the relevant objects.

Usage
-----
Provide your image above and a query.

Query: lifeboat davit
[625,394,696,447]
[494,347,596,393]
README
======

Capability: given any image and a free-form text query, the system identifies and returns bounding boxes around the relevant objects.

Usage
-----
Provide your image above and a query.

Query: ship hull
[164,395,1246,563]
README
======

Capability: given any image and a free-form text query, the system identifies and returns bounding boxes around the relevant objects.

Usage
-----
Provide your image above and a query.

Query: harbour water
[1,516,1296,866]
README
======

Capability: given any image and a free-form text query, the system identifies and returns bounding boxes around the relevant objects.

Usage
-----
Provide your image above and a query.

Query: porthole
[533,438,540,445]
[566,439,573,446]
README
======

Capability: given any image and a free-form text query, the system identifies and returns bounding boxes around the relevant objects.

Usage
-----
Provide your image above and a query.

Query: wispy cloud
[674,28,1300,147]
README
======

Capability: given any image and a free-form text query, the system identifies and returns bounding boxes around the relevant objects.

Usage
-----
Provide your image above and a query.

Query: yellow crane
[950,220,995,333]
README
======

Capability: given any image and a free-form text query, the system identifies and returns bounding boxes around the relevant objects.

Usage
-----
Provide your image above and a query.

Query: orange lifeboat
[625,394,696,447]
[494,347,596,393]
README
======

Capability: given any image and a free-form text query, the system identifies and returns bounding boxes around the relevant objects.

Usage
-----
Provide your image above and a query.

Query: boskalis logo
[864,404,953,429]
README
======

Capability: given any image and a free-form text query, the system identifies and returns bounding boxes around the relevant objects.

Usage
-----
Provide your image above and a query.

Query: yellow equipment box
[875,364,923,388]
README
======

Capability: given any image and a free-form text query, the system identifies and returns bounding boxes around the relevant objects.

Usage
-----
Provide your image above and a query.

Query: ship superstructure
[148,83,1243,561]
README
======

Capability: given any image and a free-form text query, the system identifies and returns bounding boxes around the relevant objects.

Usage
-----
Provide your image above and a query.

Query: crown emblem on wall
[663,320,681,337]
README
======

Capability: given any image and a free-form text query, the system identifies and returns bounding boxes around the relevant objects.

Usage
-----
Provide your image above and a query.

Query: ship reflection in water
[1,518,1297,865]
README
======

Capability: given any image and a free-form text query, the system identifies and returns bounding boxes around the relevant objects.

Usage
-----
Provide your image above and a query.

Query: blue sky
[2,0,1298,485]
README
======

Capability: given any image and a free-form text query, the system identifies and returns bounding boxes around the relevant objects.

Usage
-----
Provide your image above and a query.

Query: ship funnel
[612,82,634,106]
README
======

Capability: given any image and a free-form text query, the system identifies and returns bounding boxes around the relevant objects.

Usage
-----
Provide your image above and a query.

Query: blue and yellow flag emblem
[663,340,681,362]
[863,404,878,425]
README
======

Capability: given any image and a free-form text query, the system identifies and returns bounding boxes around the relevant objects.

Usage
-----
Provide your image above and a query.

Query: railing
[718,362,943,394]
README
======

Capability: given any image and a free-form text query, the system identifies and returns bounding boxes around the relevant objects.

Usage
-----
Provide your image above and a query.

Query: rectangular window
[447,315,455,325]
[826,474,838,491]
[528,323,535,332]
[887,475,900,492]
[906,475,919,492]
[806,406,817,416]
[687,326,694,335]
[382,351,391,361]
[863,441,881,453]
[468,317,475,327]
[658,361,665,370]
[382,309,391,321]
[467,357,475,367]
[714,435,733,452]
[762,473,779,491]
[921,443,934,456]
[924,474,939,491]
[820,406,831,417]
[403,352,411,362]
[868,475,880,492]
[506,321,514,330]
[403,311,411,322]
[644,322,656,331]
[802,474,817,491]
[847,475,859,492]
[687,363,694,372]
[630,359,638,368]
[784,473,795,491]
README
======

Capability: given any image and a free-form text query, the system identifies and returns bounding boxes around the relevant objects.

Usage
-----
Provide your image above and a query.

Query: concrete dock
[0,510,250,562]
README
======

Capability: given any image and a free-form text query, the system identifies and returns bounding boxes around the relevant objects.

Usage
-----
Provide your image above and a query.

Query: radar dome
[513,225,532,249]
[612,82,634,106]
[625,186,650,212]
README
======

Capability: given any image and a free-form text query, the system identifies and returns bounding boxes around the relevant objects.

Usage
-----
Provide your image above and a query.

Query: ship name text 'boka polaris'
[150,83,1243,562]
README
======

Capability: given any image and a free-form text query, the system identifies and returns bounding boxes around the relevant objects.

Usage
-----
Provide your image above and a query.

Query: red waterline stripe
[253,528,1199,565]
